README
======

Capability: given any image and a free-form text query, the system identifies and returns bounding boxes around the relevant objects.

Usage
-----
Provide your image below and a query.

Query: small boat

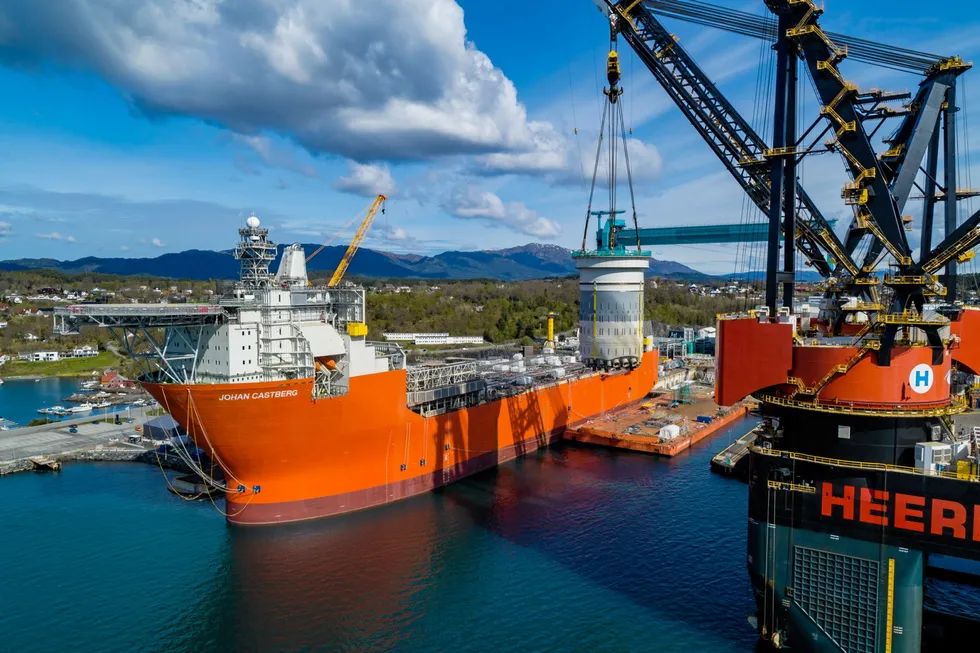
[93,401,112,409]
[0,379,4,385]
[34,379,40,383]
[38,405,68,415]
[70,403,94,413]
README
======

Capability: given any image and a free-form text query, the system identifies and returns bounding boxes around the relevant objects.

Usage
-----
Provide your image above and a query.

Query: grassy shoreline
[0,351,121,378]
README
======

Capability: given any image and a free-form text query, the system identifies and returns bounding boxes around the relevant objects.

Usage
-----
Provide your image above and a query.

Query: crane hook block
[607,51,620,86]
[606,51,620,86]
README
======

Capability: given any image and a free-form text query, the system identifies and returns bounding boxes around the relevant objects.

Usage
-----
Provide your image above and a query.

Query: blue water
[0,417,762,652]
[0,377,138,427]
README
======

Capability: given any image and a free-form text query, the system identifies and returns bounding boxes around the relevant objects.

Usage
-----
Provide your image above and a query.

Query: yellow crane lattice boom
[328,194,386,287]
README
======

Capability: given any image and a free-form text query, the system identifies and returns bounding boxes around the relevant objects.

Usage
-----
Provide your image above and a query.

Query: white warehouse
[384,332,485,346]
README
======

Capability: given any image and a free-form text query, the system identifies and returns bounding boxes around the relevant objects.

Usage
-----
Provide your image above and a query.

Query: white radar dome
[246,215,261,229]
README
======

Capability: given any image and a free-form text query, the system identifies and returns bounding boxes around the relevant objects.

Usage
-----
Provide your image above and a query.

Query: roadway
[0,407,153,462]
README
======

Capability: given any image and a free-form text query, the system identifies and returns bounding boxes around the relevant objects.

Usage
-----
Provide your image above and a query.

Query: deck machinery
[600,0,980,650]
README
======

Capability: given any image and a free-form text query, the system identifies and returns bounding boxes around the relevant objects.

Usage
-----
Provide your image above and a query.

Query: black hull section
[750,452,980,561]
[768,407,945,467]
[747,407,979,651]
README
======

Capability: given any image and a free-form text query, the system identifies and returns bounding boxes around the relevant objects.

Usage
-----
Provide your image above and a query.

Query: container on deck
[696,415,714,424]
[660,424,681,440]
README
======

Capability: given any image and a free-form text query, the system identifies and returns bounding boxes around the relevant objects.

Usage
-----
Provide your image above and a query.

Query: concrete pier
[0,407,156,474]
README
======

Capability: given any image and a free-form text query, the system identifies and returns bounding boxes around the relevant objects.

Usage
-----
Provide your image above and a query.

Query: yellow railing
[767,480,816,494]
[855,209,913,266]
[755,392,967,417]
[879,311,947,326]
[753,446,977,482]
[922,224,980,273]
[785,341,879,398]
[884,274,937,285]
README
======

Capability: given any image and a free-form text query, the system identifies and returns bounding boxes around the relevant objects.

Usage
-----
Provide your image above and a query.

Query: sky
[0,0,978,274]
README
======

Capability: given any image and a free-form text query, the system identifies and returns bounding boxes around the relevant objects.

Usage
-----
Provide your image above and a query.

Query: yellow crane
[327,194,386,287]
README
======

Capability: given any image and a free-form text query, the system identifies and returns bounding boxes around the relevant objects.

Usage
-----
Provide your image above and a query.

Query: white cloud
[119,245,130,251]
[231,134,318,178]
[0,0,559,163]
[152,237,166,247]
[0,221,11,237]
[475,132,663,187]
[385,226,409,241]
[442,187,561,239]
[333,161,396,197]
[35,231,75,242]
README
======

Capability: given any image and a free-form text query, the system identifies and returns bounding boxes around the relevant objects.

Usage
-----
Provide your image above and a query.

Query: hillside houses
[17,345,99,363]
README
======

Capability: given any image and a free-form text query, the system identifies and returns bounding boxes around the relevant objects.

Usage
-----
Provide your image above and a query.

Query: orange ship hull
[143,351,658,525]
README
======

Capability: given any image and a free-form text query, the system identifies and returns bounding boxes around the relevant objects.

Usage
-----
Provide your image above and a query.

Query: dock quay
[563,396,750,457]
[30,456,62,472]
[0,407,189,476]
[709,427,759,479]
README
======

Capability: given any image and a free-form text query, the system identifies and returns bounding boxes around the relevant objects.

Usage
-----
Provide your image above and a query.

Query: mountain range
[0,243,710,282]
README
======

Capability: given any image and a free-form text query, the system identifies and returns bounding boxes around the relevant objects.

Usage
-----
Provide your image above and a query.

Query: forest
[0,268,757,367]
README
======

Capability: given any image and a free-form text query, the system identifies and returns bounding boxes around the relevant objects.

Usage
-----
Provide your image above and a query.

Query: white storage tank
[573,252,650,369]
[550,367,566,379]
[512,353,524,361]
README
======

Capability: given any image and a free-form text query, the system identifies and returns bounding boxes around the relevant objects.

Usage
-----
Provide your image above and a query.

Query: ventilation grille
[793,546,879,653]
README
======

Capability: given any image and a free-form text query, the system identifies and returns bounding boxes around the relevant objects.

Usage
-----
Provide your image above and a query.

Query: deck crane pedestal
[598,1,980,650]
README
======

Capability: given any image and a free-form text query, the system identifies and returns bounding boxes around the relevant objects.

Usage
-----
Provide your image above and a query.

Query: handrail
[753,446,977,482]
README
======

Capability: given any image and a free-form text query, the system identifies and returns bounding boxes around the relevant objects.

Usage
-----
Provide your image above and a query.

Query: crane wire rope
[581,100,610,251]
[958,78,979,297]
[306,208,367,264]
[748,17,777,292]
[734,17,773,290]
[568,62,591,197]
[617,98,643,249]
[642,0,946,73]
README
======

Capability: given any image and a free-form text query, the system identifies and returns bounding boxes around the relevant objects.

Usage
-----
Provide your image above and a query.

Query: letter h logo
[914,369,930,388]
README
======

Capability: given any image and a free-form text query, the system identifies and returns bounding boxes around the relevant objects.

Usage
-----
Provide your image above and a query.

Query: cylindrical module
[573,253,650,369]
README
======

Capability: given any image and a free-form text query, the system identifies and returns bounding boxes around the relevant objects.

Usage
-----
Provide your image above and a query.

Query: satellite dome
[246,215,261,229]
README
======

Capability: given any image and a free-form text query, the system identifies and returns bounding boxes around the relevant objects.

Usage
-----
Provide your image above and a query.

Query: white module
[574,254,650,369]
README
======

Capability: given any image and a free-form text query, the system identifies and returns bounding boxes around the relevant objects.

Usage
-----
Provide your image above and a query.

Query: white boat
[93,401,112,409]
[34,379,40,383]
[70,403,94,413]
[0,379,4,385]
[38,405,67,415]
[81,381,98,389]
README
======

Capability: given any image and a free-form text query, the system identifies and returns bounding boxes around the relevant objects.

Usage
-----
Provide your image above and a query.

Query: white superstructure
[55,217,405,400]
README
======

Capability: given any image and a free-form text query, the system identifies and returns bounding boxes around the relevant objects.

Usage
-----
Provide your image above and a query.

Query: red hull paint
[717,317,954,407]
[716,317,793,406]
